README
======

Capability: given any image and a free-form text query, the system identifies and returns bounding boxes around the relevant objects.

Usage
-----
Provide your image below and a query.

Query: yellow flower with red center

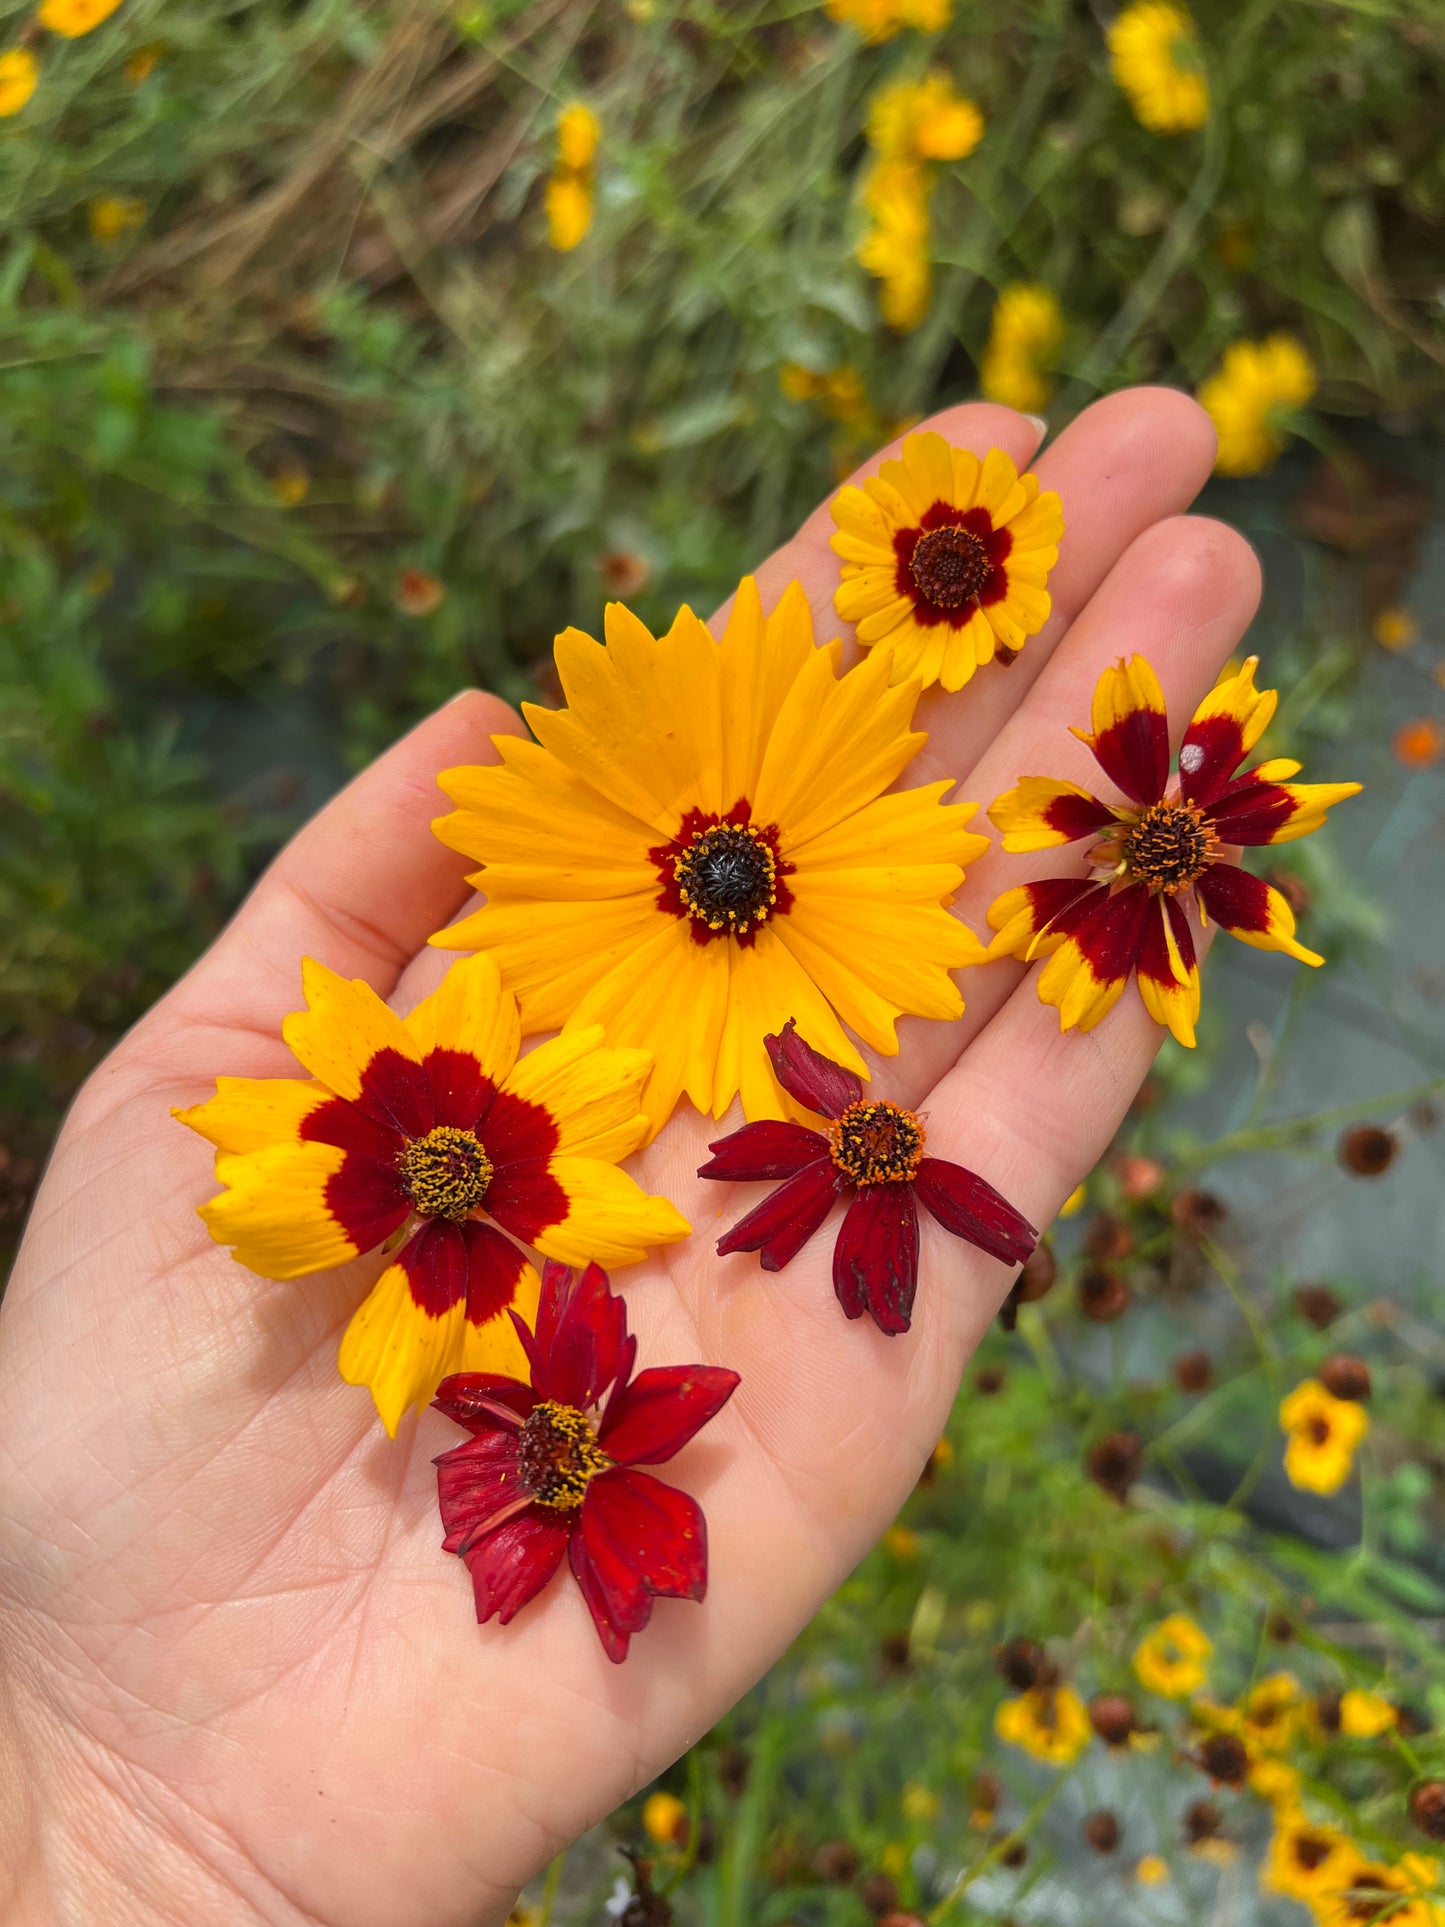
[38,0,122,32]
[430,578,988,1136]
[177,953,689,1434]
[1262,1812,1358,1906]
[1107,2,1209,133]
[826,0,951,43]
[1340,1690,1398,1739]
[1280,1379,1369,1494]
[994,1683,1091,1766]
[1198,336,1316,476]
[980,284,1065,416]
[0,47,38,114]
[829,430,1063,692]
[1132,1612,1212,1698]
[987,655,1360,1047]
[1314,1854,1444,1927]
[545,101,600,251]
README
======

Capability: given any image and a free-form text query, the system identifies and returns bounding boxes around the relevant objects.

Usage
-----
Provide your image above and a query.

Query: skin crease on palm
[0,387,1265,1927]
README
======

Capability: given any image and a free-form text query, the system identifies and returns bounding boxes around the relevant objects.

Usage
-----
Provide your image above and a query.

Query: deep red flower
[432,1260,739,1662]
[698,1022,1036,1335]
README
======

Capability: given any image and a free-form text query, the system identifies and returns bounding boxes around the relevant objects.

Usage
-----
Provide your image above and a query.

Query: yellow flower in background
[1262,1812,1357,1906]
[124,39,162,80]
[1059,1182,1087,1216]
[555,100,600,172]
[867,73,984,164]
[883,1524,920,1562]
[1280,1379,1368,1494]
[0,47,38,114]
[1339,1689,1398,1739]
[1133,1613,1212,1698]
[1108,2,1209,133]
[995,1684,1091,1766]
[88,196,145,242]
[1373,607,1418,652]
[1136,1855,1170,1886]
[642,1791,688,1846]
[857,160,933,331]
[38,0,122,33]
[1198,336,1317,476]
[827,0,950,43]
[545,100,599,251]
[271,463,311,507]
[980,284,1065,414]
[902,1781,939,1822]
[1314,1853,1444,1927]
[1249,1757,1302,1809]
[1238,1673,1303,1755]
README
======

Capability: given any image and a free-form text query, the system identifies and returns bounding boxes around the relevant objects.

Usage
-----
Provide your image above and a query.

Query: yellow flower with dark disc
[177,953,688,1434]
[830,430,1063,691]
[1281,1378,1368,1494]
[1262,1812,1356,1906]
[431,578,989,1135]
[1314,1854,1444,1927]
[1133,1612,1212,1698]
[994,1683,1091,1765]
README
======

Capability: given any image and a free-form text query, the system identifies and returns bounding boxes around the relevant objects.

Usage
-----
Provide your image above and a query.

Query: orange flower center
[828,1100,925,1185]
[399,1125,492,1220]
[517,1399,612,1510]
[910,524,992,608]
[674,821,778,935]
[1124,799,1215,892]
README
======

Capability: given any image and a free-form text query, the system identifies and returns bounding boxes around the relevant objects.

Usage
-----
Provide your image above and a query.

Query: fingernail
[446,687,483,705]
[1024,413,1048,437]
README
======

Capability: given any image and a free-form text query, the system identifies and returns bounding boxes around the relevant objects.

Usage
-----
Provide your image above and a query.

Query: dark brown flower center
[1294,1835,1333,1873]
[674,821,778,935]
[910,524,992,609]
[516,1399,612,1510]
[399,1125,492,1220]
[828,1100,925,1186]
[1346,1873,1396,1922]
[1308,1414,1332,1445]
[1125,799,1213,891]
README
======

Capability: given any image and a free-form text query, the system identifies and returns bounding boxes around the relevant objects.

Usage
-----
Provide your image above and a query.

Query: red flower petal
[527,1259,629,1409]
[833,1182,920,1336]
[322,1152,411,1253]
[434,1430,531,1553]
[397,1217,470,1318]
[599,1364,740,1467]
[460,1512,571,1626]
[1201,777,1296,845]
[764,1020,862,1119]
[300,1095,402,1164]
[715,1158,841,1271]
[1136,891,1198,990]
[353,1044,436,1139]
[433,1373,535,1433]
[1086,664,1170,807]
[1195,860,1277,938]
[458,1219,532,1328]
[423,1048,495,1132]
[1066,879,1153,988]
[912,1157,1037,1266]
[697,1119,830,1182]
[570,1467,709,1663]
[484,1155,570,1247]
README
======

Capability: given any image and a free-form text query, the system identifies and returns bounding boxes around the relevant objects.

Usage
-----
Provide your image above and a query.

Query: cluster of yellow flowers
[544,100,601,252]
[826,0,950,45]
[855,73,983,332]
[1198,335,1319,476]
[979,284,1065,415]
[0,0,124,118]
[1107,0,1209,133]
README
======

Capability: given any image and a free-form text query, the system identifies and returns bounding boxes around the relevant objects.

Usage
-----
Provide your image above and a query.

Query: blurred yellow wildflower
[1373,607,1418,652]
[1280,1379,1367,1494]
[857,160,932,332]
[1262,1812,1356,1905]
[1238,1673,1303,1755]
[827,0,950,43]
[883,1523,919,1562]
[1249,1757,1302,1808]
[642,1790,688,1846]
[1198,336,1316,476]
[271,464,311,507]
[38,0,123,34]
[994,1684,1091,1766]
[1108,2,1209,133]
[124,40,162,80]
[1136,1855,1170,1886]
[1059,1182,1086,1217]
[505,1909,540,1927]
[981,284,1065,414]
[880,1840,909,1876]
[1314,1852,1444,1927]
[0,46,38,114]
[1133,1613,1212,1698]
[88,196,145,242]
[902,1781,940,1823]
[867,72,983,164]
[545,101,599,251]
[929,1435,955,1473]
[555,101,600,172]
[1340,1689,1398,1739]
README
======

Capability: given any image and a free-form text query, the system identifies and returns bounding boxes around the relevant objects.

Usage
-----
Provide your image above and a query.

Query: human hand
[0,386,1257,1927]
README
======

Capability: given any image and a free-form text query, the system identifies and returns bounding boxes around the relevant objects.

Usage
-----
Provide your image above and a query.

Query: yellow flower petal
[282,958,422,1101]
[536,1158,691,1267]
[174,1076,327,1155]
[501,1025,652,1164]
[200,1141,354,1280]
[403,951,521,1081]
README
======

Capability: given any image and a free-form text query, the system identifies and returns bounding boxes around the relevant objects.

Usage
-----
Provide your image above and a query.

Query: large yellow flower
[1280,1378,1368,1494]
[178,953,688,1434]
[1198,336,1317,476]
[1133,1612,1212,1698]
[431,578,988,1135]
[1107,2,1209,133]
[1262,1812,1357,1906]
[830,430,1063,691]
[994,1684,1091,1766]
[1315,1854,1444,1927]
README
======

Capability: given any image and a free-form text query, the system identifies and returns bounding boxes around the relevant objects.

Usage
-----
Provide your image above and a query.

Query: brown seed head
[813,1841,861,1885]
[879,1631,912,1673]
[1294,1283,1343,1329]
[1086,1432,1144,1503]
[1182,1798,1224,1844]
[995,1637,1054,1691]
[1089,1694,1137,1747]
[1019,1242,1057,1301]
[1079,1267,1131,1322]
[717,1744,750,1797]
[1338,1124,1399,1177]
[1314,1690,1342,1734]
[1084,1213,1134,1261]
[1319,1354,1372,1402]
[1266,1610,1296,1643]
[1170,1188,1227,1239]
[1198,1733,1248,1787]
[1409,1782,1445,1841]
[975,1364,1007,1395]
[1171,1349,1214,1394]
[972,1771,1001,1813]
[999,1838,1028,1869]
[1116,1153,1166,1200]
[861,1873,901,1916]
[1083,1811,1122,1854]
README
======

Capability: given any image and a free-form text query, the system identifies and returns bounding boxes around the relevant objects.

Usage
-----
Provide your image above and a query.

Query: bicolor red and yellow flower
[431,578,989,1135]
[700,1021,1035,1334]
[432,1260,738,1662]
[986,656,1360,1046]
[830,430,1064,690]
[177,953,688,1435]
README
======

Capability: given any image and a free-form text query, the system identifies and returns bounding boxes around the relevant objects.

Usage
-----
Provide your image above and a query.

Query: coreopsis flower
[980,284,1065,416]
[987,655,1361,1046]
[545,101,599,251]
[0,47,38,115]
[431,578,990,1135]
[432,1260,738,1662]
[1340,1689,1398,1739]
[699,1022,1036,1335]
[555,100,600,173]
[1280,1378,1368,1494]
[1198,336,1316,476]
[856,159,933,332]
[1249,1758,1302,1809]
[1107,2,1209,133]
[866,73,984,165]
[1262,1815,1357,1905]
[994,1684,1091,1766]
[1314,1854,1444,1927]
[177,954,689,1434]
[1133,1613,1211,1697]
[829,429,1063,691]
[826,0,950,43]
[1135,1856,1170,1886]
[642,1790,688,1846]
[37,0,122,31]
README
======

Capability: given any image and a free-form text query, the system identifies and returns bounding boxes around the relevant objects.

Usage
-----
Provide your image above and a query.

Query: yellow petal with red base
[200,1141,355,1279]
[502,1024,652,1163]
[1035,883,1152,1034]
[403,950,521,1078]
[175,1076,327,1154]
[986,878,1104,963]
[988,775,1118,852]
[282,958,422,1101]
[1197,863,1323,966]
[1135,896,1201,1048]
[1071,656,1169,805]
[536,1159,691,1267]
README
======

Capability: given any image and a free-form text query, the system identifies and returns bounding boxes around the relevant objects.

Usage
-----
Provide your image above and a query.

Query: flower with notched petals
[433,1261,738,1663]
[699,1021,1036,1334]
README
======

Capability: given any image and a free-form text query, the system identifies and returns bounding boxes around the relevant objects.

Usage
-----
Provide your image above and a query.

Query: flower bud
[1170,1188,1227,1239]
[1294,1283,1342,1329]
[1079,1267,1131,1321]
[1086,1432,1143,1503]
[1319,1354,1371,1401]
[1089,1694,1137,1747]
[995,1636,1054,1691]
[1409,1782,1445,1841]
[1084,1213,1134,1261]
[1197,1734,1248,1787]
[1338,1124,1398,1177]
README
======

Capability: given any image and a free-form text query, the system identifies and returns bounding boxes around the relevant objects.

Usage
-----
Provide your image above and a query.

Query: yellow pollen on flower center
[398,1125,492,1221]
[517,1399,612,1510]
[828,1100,926,1186]
[1124,799,1214,892]
[674,822,777,934]
[910,524,992,609]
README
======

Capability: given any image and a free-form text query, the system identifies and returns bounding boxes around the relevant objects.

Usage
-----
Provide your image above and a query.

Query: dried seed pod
[1086,1432,1143,1503]
[1084,1213,1134,1261]
[975,1364,1007,1395]
[1294,1283,1343,1329]
[1079,1267,1131,1321]
[1319,1354,1372,1401]
[1182,1798,1224,1844]
[1409,1782,1445,1841]
[1089,1694,1137,1747]
[813,1841,861,1885]
[879,1631,912,1674]
[1338,1124,1399,1177]
[1197,1733,1248,1787]
[1170,1188,1227,1239]
[999,1838,1028,1869]
[995,1637,1055,1691]
[1083,1811,1122,1854]
[861,1873,901,1916]
[1171,1350,1214,1393]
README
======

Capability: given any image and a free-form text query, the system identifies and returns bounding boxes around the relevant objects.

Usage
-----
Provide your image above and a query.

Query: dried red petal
[911,1158,1037,1266]
[599,1364,740,1467]
[571,1467,709,1663]
[432,1372,534,1433]
[833,1182,920,1335]
[697,1119,830,1182]
[715,1157,840,1270]
[524,1259,629,1409]
[764,1019,863,1119]
[435,1430,531,1554]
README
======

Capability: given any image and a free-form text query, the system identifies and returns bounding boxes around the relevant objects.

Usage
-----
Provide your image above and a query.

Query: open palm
[0,388,1260,1927]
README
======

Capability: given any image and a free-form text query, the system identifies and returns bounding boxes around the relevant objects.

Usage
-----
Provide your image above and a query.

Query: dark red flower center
[909,524,992,609]
[399,1124,492,1221]
[828,1100,925,1186]
[674,820,778,935]
[516,1398,612,1510]
[1124,800,1214,891]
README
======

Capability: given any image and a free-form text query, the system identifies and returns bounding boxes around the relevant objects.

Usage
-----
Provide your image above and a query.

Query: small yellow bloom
[545,172,592,251]
[642,1790,688,1846]
[88,196,145,242]
[929,1435,955,1473]
[902,1782,939,1823]
[1107,2,1209,134]
[1249,1757,1302,1809]
[867,73,984,165]
[1133,1614,1212,1698]
[1339,1689,1397,1740]
[994,1684,1091,1766]
[880,1840,910,1876]
[1280,1379,1368,1495]
[856,159,932,332]
[555,100,600,172]
[38,0,123,34]
[1261,1810,1355,1904]
[0,47,38,116]
[271,464,311,507]
[980,284,1065,415]
[1373,607,1418,652]
[1238,1673,1302,1755]
[779,362,825,401]
[1136,1855,1170,1886]
[1198,336,1317,477]
[826,0,950,43]
[883,1524,919,1562]
[506,1909,540,1927]
[1059,1182,1087,1217]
